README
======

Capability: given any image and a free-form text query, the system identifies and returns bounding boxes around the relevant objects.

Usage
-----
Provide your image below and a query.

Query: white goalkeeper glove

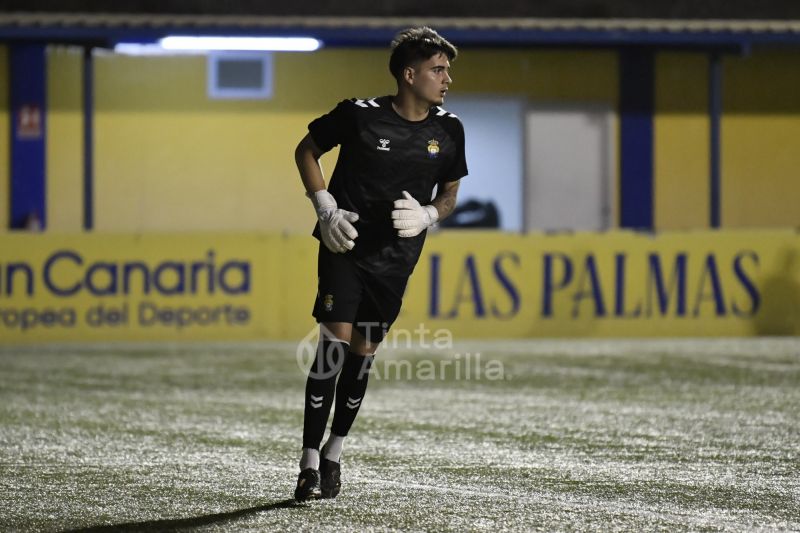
[308,190,359,253]
[391,190,439,238]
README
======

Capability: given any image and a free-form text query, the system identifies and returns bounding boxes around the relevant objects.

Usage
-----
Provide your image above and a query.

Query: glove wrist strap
[424,204,440,225]
[308,189,337,214]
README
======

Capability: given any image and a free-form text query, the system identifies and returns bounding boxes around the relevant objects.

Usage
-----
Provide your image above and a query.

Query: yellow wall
[91,49,395,232]
[0,45,8,233]
[42,46,800,233]
[45,48,617,232]
[723,49,800,228]
[47,47,83,231]
[654,53,709,230]
[81,50,387,232]
[455,49,617,102]
[654,49,800,230]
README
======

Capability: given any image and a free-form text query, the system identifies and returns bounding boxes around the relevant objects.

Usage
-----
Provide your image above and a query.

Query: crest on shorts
[323,294,334,312]
[427,139,440,159]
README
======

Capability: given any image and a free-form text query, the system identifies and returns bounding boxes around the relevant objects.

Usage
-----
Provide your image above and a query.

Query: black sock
[302,339,348,450]
[331,352,374,438]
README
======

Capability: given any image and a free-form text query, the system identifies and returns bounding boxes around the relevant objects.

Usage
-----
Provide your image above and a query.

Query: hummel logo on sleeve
[354,98,380,108]
[377,139,391,151]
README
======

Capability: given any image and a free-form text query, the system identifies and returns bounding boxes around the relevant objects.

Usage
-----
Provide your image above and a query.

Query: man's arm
[431,180,460,222]
[294,133,327,194]
[295,133,358,252]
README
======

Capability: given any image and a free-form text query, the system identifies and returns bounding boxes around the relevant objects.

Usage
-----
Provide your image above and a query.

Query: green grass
[1,339,798,532]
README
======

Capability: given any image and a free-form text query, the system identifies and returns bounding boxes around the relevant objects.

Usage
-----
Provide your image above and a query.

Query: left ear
[403,66,415,85]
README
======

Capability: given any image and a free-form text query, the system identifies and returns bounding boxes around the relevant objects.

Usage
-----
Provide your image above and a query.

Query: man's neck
[391,93,430,122]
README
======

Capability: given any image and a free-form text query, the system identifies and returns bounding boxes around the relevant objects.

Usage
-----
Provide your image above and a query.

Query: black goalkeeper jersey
[308,95,468,277]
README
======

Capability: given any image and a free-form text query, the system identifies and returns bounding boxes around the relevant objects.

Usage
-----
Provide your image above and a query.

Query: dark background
[0,0,798,19]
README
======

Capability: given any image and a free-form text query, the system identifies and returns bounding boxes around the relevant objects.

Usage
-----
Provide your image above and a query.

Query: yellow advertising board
[1,230,798,344]
[397,229,799,339]
[0,233,308,343]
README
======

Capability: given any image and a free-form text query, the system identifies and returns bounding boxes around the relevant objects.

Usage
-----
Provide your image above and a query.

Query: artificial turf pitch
[1,339,798,532]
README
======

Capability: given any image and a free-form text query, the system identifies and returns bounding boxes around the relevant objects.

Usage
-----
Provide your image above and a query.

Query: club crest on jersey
[377,138,391,151]
[323,294,334,312]
[427,139,440,159]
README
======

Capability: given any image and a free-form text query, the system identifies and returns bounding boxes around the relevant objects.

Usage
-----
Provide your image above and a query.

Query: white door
[525,103,615,231]
[440,96,525,232]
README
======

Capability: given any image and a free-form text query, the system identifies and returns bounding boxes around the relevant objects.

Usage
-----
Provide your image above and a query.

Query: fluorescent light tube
[158,36,322,52]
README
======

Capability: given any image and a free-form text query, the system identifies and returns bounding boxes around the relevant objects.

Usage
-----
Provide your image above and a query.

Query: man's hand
[309,190,359,253]
[391,191,439,238]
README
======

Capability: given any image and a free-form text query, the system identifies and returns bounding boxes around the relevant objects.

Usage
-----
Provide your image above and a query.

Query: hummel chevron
[354,98,380,108]
[310,394,324,408]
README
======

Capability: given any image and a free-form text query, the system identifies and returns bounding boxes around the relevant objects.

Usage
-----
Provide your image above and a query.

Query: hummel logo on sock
[310,394,324,409]
[346,396,362,409]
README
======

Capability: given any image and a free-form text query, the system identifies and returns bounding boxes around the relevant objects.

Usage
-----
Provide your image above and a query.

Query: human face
[408,52,452,107]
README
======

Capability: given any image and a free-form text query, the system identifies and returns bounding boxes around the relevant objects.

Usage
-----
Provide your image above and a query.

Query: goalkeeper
[292,26,467,502]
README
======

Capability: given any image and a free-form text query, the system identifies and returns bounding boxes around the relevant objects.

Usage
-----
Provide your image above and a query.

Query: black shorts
[312,244,409,343]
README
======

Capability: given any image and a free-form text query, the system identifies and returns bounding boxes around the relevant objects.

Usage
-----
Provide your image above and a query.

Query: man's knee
[320,322,352,344]
[350,327,380,356]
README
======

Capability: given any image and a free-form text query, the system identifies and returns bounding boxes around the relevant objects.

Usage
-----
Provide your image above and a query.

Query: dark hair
[389,26,458,81]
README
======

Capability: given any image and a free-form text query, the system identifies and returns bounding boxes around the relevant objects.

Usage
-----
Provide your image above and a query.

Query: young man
[293,26,467,502]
